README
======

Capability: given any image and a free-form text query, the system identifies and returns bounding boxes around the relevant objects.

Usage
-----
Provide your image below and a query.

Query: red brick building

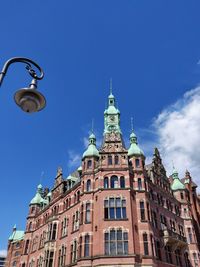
[6,91,200,267]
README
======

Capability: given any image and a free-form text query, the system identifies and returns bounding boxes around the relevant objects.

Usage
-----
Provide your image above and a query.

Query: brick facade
[6,92,200,267]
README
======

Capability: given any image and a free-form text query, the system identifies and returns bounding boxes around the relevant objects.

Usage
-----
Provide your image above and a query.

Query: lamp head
[14,79,46,113]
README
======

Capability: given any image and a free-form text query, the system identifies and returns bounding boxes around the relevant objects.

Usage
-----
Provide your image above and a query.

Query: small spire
[91,118,94,134]
[40,171,44,185]
[13,224,17,231]
[109,78,113,95]
[131,117,134,132]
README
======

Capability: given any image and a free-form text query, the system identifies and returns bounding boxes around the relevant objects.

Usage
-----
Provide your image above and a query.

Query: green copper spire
[171,167,185,191]
[128,119,144,157]
[30,184,44,205]
[83,133,99,158]
[104,81,121,134]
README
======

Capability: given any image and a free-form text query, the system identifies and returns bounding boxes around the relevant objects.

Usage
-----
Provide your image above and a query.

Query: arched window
[115,155,119,165]
[87,160,92,169]
[52,223,57,240]
[184,252,190,267]
[165,245,173,264]
[86,180,91,192]
[85,203,91,223]
[66,199,69,209]
[84,234,90,257]
[135,159,140,168]
[28,222,32,231]
[140,201,145,221]
[108,155,112,165]
[12,261,17,267]
[175,249,182,266]
[77,191,80,202]
[138,178,142,190]
[111,176,118,188]
[80,204,84,225]
[120,177,125,188]
[24,240,30,254]
[143,233,149,255]
[104,177,109,189]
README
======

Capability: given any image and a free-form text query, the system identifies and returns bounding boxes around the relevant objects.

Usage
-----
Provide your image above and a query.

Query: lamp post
[0,57,46,113]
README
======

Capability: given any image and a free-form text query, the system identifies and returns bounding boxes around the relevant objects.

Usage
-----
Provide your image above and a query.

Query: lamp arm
[0,57,44,87]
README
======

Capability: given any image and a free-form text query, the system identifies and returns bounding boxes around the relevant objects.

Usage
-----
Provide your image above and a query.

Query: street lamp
[0,57,46,113]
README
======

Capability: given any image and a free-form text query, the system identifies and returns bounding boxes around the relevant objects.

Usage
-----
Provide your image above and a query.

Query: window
[71,240,77,263]
[143,233,149,255]
[165,245,173,264]
[108,155,112,165]
[193,252,198,267]
[86,180,91,192]
[104,177,109,188]
[24,240,30,254]
[44,250,54,267]
[155,240,162,260]
[58,245,66,267]
[152,211,157,228]
[12,261,17,267]
[115,155,119,165]
[120,177,125,188]
[84,235,90,257]
[188,228,193,243]
[85,203,91,223]
[28,222,32,231]
[32,236,38,252]
[105,229,128,255]
[104,198,126,219]
[138,178,142,190]
[135,159,140,167]
[79,236,83,258]
[37,256,43,267]
[80,204,84,225]
[184,252,190,267]
[150,235,154,257]
[47,223,57,241]
[111,176,118,188]
[175,249,182,266]
[61,217,68,237]
[180,192,184,200]
[87,160,92,168]
[39,231,46,248]
[73,211,79,231]
[52,224,57,240]
[140,201,145,221]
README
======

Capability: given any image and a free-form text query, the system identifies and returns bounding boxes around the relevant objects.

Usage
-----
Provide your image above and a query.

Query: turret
[82,133,99,171]
[128,127,145,170]
[29,184,45,216]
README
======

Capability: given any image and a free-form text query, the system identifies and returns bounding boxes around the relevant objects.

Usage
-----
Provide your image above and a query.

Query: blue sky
[1,1,200,253]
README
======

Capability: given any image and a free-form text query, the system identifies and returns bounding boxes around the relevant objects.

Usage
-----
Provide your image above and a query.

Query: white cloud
[0,249,7,257]
[153,86,200,184]
[67,150,81,170]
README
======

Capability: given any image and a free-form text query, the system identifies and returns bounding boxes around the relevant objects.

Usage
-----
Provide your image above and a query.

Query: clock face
[109,115,115,122]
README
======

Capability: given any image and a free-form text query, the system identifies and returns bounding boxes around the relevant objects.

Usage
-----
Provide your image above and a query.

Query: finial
[109,78,113,95]
[40,171,44,184]
[131,117,134,132]
[91,118,94,134]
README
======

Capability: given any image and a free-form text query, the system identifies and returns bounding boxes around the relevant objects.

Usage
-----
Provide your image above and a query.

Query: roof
[171,179,185,191]
[171,169,185,191]
[9,230,24,242]
[128,131,144,157]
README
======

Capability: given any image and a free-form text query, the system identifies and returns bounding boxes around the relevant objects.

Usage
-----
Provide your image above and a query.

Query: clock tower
[104,90,121,135]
